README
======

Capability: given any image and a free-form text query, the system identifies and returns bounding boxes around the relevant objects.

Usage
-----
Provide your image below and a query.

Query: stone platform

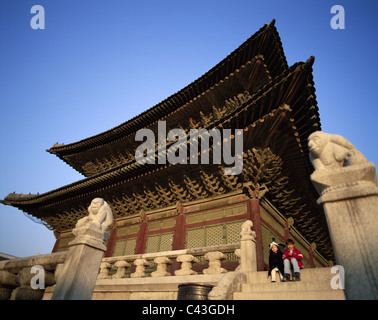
[233,267,345,300]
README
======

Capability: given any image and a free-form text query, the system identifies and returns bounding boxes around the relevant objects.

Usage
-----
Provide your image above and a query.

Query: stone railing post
[98,262,112,280]
[309,131,378,300]
[174,255,199,276]
[151,257,172,277]
[130,259,151,278]
[203,251,227,275]
[52,198,113,300]
[239,220,257,272]
[112,261,131,279]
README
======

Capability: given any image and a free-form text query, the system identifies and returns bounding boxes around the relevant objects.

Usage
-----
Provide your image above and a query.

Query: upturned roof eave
[1,58,319,209]
[46,19,288,158]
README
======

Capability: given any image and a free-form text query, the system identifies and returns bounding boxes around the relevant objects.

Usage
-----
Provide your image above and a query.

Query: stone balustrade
[100,243,240,280]
[0,240,242,300]
[0,220,258,300]
[0,252,66,300]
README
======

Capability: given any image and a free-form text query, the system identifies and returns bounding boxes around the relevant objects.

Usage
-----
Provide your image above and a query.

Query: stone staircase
[233,267,346,300]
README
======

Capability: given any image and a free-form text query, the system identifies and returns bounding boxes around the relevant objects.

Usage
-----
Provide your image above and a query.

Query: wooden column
[171,202,185,274]
[248,199,264,271]
[172,214,185,250]
[172,202,185,250]
[135,211,147,254]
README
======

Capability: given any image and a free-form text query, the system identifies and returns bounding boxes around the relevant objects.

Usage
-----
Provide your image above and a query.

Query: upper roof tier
[46,20,289,177]
[0,58,320,222]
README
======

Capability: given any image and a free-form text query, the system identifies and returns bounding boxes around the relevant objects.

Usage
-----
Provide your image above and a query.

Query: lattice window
[113,239,126,256]
[145,232,173,253]
[186,227,205,249]
[160,233,173,252]
[205,224,224,247]
[113,238,137,256]
[226,220,244,244]
[145,234,160,253]
[186,220,246,249]
[124,238,137,255]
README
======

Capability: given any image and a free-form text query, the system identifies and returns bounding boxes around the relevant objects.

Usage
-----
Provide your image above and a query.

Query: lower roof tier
[1,57,332,259]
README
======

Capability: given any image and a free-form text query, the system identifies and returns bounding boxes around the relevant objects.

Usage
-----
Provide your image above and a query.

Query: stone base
[92,274,223,300]
[322,195,378,299]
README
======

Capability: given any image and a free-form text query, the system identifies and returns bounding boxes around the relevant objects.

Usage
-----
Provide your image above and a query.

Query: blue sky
[0,0,377,257]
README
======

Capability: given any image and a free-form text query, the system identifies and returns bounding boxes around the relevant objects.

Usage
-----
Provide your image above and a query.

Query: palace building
[0,20,334,272]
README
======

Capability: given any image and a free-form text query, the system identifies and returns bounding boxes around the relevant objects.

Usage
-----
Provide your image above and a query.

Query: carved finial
[51,142,65,148]
[305,56,315,67]
[240,220,256,241]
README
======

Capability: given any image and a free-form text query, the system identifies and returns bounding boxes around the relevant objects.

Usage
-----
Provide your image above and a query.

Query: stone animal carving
[74,198,113,234]
[308,131,367,170]
[240,220,256,241]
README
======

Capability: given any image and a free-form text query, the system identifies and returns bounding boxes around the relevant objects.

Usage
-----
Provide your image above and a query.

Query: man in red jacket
[283,239,303,281]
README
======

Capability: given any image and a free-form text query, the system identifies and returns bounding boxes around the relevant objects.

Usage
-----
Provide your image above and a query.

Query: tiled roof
[47,20,288,162]
[1,58,319,209]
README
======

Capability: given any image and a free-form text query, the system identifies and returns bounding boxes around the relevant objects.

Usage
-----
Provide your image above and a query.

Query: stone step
[241,279,333,292]
[233,289,345,300]
[234,267,346,300]
[245,267,334,283]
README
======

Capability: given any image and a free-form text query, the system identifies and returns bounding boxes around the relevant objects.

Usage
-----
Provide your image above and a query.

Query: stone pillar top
[308,131,378,204]
[240,220,256,241]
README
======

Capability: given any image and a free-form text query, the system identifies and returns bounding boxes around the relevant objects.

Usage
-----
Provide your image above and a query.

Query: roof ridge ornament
[302,56,315,71]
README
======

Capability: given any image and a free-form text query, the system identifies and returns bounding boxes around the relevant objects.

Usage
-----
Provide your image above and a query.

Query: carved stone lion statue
[240,220,256,241]
[308,131,368,170]
[74,198,113,236]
